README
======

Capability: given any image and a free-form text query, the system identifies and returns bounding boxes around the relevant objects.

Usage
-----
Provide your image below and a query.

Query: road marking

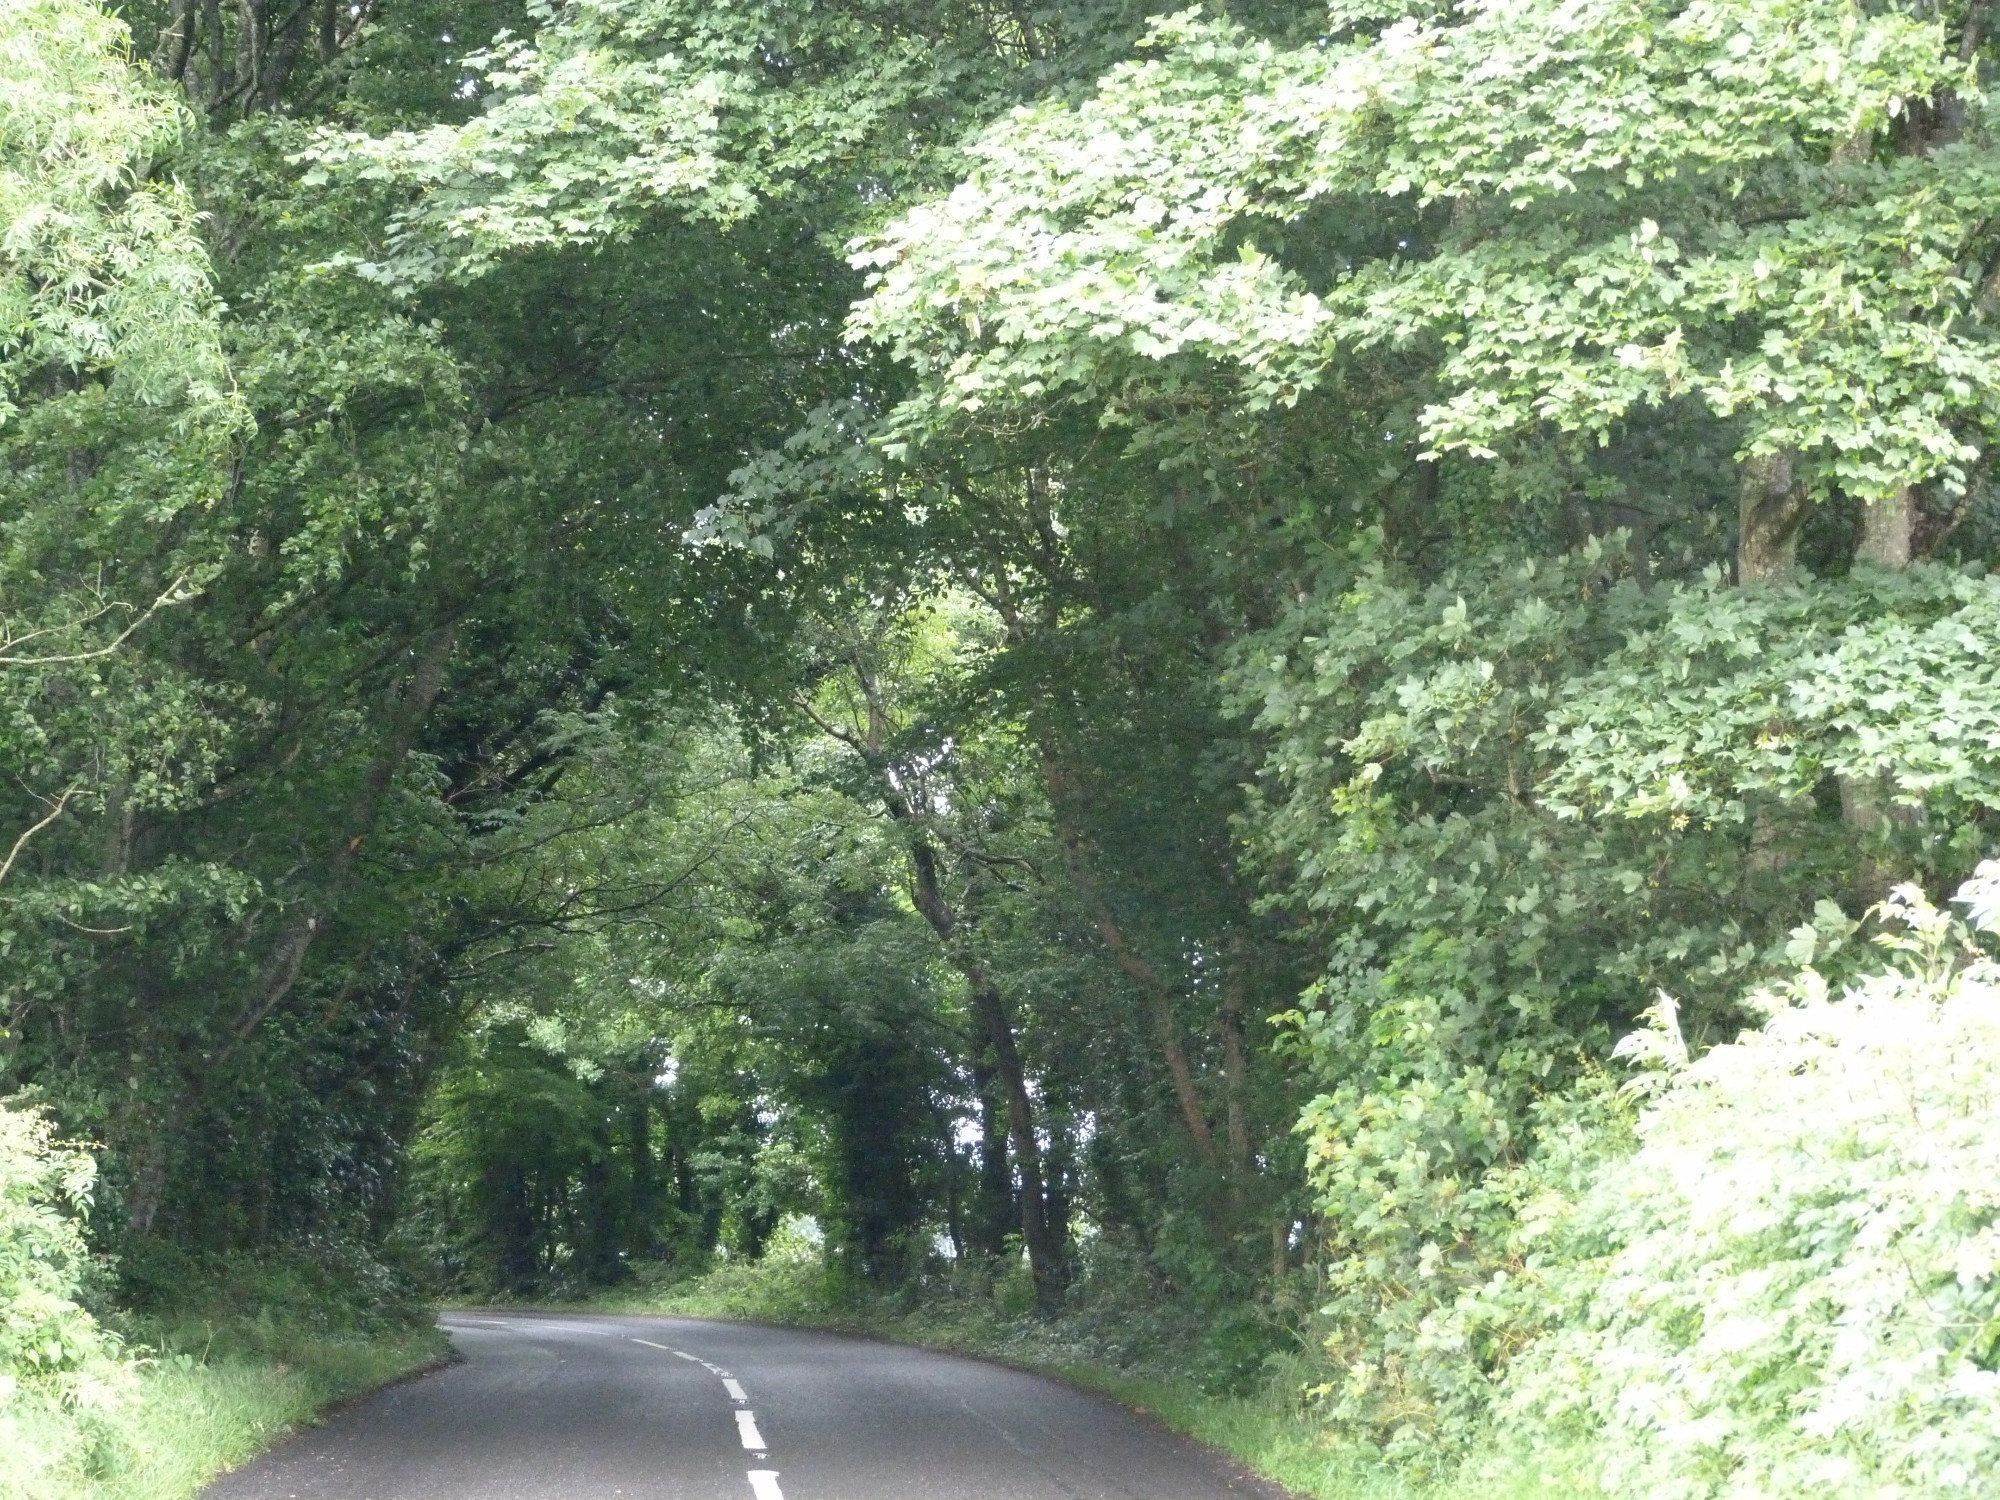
[628,1340,767,1459]
[629,1339,704,1363]
[747,1472,783,1500]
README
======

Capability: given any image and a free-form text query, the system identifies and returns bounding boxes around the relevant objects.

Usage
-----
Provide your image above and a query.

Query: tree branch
[0,785,81,890]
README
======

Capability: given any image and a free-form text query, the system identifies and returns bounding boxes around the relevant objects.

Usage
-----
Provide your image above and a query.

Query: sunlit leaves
[1541,564,2000,824]
[854,0,1991,498]
[0,0,234,426]
[0,1103,128,1418]
[1509,875,2000,1497]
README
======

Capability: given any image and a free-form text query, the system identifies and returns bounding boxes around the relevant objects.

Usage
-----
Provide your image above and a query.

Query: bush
[0,1101,130,1497]
[118,1236,434,1353]
[1506,868,2000,1498]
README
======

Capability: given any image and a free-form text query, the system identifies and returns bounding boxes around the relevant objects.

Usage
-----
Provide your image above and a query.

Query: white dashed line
[629,1339,703,1362]
[629,1338,774,1484]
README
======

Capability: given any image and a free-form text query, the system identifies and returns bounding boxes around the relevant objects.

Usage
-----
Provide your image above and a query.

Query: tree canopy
[7,1,2000,1491]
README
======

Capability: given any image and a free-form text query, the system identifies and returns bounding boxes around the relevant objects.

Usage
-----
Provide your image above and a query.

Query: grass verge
[3,1239,452,1500]
[3,1324,448,1500]
[571,1257,1593,1500]
[2,1324,450,1500]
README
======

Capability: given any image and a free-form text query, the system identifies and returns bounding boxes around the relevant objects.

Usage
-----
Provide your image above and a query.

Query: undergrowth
[0,1217,446,1500]
[4,1323,445,1500]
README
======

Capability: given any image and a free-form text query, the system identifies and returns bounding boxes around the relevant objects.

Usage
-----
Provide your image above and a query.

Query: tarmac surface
[200,1310,1298,1500]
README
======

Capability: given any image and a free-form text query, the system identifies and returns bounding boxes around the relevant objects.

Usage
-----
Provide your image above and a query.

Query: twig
[0,786,81,889]
[0,575,195,667]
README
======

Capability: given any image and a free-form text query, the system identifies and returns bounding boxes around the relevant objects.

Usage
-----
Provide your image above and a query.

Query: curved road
[201,1311,1296,1500]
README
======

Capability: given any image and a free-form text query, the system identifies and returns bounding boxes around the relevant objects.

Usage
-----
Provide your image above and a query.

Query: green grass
[13,1326,450,1500]
[2,1324,449,1500]
[3,1239,452,1500]
[572,1257,1596,1500]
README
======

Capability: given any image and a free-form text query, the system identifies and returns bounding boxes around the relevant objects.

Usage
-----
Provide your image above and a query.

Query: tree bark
[1858,487,1917,569]
[968,1053,1014,1259]
[152,0,197,83]
[821,654,1065,1302]
[128,623,458,1238]
[964,964,1063,1303]
[628,1082,656,1254]
[1843,486,1921,901]
[125,1125,175,1237]
[1737,452,1811,586]
[221,619,458,1055]
[894,808,1058,1294]
[1112,914,1224,1171]
[1041,1104,1074,1255]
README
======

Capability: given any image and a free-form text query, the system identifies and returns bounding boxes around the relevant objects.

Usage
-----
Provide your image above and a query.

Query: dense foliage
[6,0,2000,1494]
[1508,870,2000,1498]
[0,1103,122,1412]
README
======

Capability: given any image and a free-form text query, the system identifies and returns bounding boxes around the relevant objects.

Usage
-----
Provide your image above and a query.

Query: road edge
[480,1300,1326,1500]
[184,1327,461,1498]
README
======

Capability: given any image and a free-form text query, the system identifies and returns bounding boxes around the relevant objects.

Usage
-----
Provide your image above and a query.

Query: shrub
[1506,868,2000,1498]
[118,1235,434,1352]
[0,1104,123,1402]
[0,1101,129,1496]
[1302,1066,1630,1460]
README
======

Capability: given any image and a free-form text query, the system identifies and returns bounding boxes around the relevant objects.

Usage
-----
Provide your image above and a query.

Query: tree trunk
[965,966,1064,1304]
[1099,906,1222,1171]
[153,0,196,81]
[628,1084,656,1255]
[495,1162,538,1291]
[819,654,1063,1301]
[125,1125,174,1237]
[1843,485,1922,902]
[222,620,457,1054]
[968,1053,1013,1259]
[1735,452,1813,892]
[1737,452,1811,586]
[904,848,1058,1294]
[101,779,134,878]
[1859,487,1916,569]
[1219,942,1253,1175]
[1041,1105,1074,1259]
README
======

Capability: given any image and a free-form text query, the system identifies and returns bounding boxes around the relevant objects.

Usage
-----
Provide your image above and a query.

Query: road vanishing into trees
[201,1312,1293,1500]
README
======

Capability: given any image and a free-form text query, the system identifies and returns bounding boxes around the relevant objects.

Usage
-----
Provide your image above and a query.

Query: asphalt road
[200,1310,1297,1500]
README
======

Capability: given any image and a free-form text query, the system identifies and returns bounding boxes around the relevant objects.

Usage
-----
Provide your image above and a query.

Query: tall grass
[2,1328,446,1500]
[2,1241,448,1500]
